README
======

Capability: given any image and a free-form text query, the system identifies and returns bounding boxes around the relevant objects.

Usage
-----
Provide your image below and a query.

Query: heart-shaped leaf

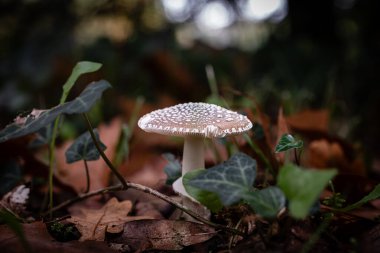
[186,152,256,206]
[183,169,223,212]
[162,153,182,185]
[275,134,303,153]
[277,164,337,219]
[0,80,111,143]
[243,186,286,218]
[65,129,106,163]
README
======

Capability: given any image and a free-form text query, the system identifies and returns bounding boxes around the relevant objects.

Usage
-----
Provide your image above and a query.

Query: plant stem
[48,118,60,217]
[300,213,333,253]
[82,113,128,189]
[243,133,273,173]
[83,160,90,193]
[294,149,299,166]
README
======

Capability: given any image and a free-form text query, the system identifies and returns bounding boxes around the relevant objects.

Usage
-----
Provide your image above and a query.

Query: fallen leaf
[67,197,153,241]
[108,219,216,251]
[0,221,118,253]
[306,139,366,176]
[286,109,329,133]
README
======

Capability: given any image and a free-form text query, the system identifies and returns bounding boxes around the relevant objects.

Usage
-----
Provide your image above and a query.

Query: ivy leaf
[278,164,337,219]
[163,153,182,185]
[0,80,111,143]
[275,134,303,153]
[28,122,55,148]
[243,186,286,218]
[186,152,256,206]
[65,129,106,163]
[183,169,223,212]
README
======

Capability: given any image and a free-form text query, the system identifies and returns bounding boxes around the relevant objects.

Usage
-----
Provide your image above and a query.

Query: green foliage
[186,152,256,206]
[184,152,286,218]
[60,61,102,104]
[243,186,286,218]
[65,129,106,163]
[0,80,111,143]
[339,183,380,212]
[28,123,54,148]
[48,222,80,242]
[162,153,182,185]
[323,192,346,209]
[183,169,223,212]
[275,134,303,153]
[277,164,337,219]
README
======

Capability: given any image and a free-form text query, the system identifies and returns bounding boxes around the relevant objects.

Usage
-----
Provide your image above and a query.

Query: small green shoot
[275,134,303,153]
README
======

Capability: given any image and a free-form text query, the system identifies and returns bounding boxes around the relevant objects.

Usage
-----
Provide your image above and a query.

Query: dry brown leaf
[306,139,366,175]
[286,109,329,132]
[109,219,216,251]
[67,197,153,241]
[0,221,118,253]
[55,117,123,193]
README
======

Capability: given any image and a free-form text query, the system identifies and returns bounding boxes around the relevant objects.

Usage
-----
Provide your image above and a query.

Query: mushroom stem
[182,136,205,175]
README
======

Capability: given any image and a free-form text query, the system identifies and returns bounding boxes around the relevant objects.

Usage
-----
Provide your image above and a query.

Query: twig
[43,183,244,236]
[83,160,90,193]
[82,113,128,189]
[42,185,123,216]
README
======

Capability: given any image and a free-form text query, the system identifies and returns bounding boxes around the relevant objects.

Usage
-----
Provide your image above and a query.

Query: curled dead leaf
[108,219,216,251]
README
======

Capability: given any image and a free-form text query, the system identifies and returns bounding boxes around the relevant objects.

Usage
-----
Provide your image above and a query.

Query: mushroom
[138,102,253,199]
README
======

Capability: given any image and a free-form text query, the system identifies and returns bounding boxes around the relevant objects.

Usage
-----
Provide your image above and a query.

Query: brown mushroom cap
[138,102,252,138]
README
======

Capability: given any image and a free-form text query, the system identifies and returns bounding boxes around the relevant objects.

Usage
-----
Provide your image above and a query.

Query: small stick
[83,160,90,193]
[82,113,128,189]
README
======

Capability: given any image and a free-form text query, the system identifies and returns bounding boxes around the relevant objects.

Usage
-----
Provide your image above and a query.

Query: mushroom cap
[138,102,252,138]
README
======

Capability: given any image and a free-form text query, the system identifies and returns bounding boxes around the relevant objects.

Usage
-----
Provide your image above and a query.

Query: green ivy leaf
[278,164,337,219]
[243,186,286,218]
[28,122,54,148]
[187,152,256,206]
[0,80,111,143]
[183,169,223,212]
[162,153,182,185]
[65,129,106,163]
[275,134,303,153]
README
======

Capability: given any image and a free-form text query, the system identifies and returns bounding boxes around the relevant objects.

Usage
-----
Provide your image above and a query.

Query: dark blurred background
[0,0,379,162]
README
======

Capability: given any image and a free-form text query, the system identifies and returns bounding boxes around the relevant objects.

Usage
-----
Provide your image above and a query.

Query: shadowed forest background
[1,0,379,169]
